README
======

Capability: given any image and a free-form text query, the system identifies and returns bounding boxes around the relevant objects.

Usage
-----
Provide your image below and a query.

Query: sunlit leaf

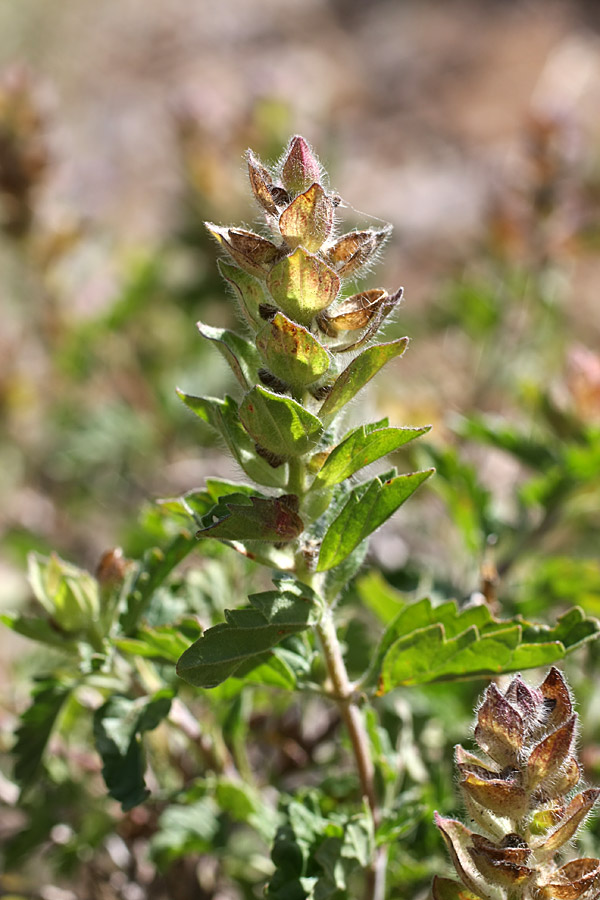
[279,183,333,252]
[317,468,433,571]
[256,312,331,389]
[267,247,339,326]
[313,421,430,489]
[218,259,266,327]
[196,321,259,389]
[239,385,324,458]
[177,578,321,688]
[196,493,304,543]
[318,338,409,418]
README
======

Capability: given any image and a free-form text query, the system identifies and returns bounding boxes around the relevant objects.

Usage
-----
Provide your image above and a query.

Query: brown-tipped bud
[504,674,544,724]
[540,667,573,729]
[246,149,278,216]
[540,755,581,801]
[281,135,321,196]
[279,183,334,253]
[317,288,391,336]
[205,224,280,278]
[95,547,128,587]
[326,227,391,277]
[527,715,576,790]
[475,683,524,767]
[538,857,600,899]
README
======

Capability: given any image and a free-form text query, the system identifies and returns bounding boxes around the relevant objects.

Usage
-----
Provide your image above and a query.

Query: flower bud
[281,135,321,196]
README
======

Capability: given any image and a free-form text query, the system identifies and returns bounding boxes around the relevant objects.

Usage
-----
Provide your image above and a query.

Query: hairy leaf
[317,468,433,571]
[218,259,266,326]
[239,386,324,458]
[256,312,330,389]
[279,183,333,252]
[196,493,304,543]
[196,321,259,389]
[267,247,340,326]
[177,390,288,487]
[313,421,431,489]
[318,338,409,418]
[177,579,321,688]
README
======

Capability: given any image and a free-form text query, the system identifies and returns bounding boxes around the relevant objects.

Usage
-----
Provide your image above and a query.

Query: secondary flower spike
[433,668,600,900]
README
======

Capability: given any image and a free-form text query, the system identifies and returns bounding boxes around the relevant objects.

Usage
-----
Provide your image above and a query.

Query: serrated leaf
[196,321,259,389]
[361,576,600,691]
[218,259,266,326]
[239,385,324,458]
[93,690,174,811]
[177,580,320,688]
[13,678,72,790]
[313,422,430,489]
[196,493,304,542]
[317,468,433,571]
[318,338,409,418]
[279,183,333,252]
[267,247,339,327]
[177,390,288,487]
[256,312,330,389]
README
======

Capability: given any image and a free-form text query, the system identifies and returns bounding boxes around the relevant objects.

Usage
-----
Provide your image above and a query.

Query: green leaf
[313,421,431,489]
[177,579,321,688]
[115,623,198,663]
[196,321,260,389]
[267,247,340,326]
[120,531,196,634]
[218,259,266,326]
[0,613,80,652]
[256,312,331,389]
[317,468,434,571]
[13,678,72,790]
[318,338,409,418]
[239,386,324,458]
[457,414,557,468]
[432,876,483,900]
[359,573,600,692]
[196,493,304,543]
[177,390,288,487]
[150,797,220,868]
[93,690,174,811]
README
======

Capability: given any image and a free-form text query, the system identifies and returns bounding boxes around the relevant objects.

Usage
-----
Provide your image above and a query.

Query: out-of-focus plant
[3,135,599,900]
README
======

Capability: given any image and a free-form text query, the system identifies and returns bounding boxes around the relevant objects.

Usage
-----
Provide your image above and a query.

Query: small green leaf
[239,386,324,458]
[177,580,320,688]
[0,613,79,652]
[318,338,409,418]
[13,678,72,790]
[457,414,557,468]
[267,247,340,326]
[150,797,220,867]
[218,259,266,326]
[313,421,431,489]
[93,690,174,811]
[196,494,304,543]
[256,312,330,389]
[317,469,433,571]
[279,183,333,253]
[196,321,259,389]
[115,623,198,663]
[177,390,288,487]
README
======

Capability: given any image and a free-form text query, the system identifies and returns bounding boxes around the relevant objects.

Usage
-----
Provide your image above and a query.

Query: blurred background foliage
[1,1,600,898]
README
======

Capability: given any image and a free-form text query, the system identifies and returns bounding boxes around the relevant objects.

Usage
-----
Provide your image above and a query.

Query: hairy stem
[316,608,385,900]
